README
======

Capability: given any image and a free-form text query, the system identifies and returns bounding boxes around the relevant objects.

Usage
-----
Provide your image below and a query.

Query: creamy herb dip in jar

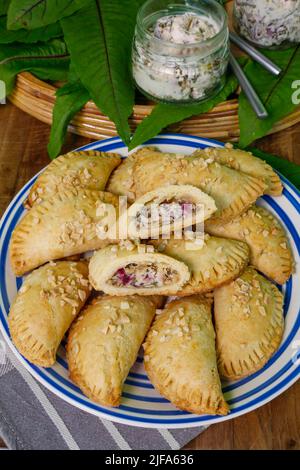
[132,0,229,103]
[234,0,300,49]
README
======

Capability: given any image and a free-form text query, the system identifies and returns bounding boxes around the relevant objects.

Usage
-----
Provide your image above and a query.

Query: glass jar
[132,0,229,104]
[234,0,300,49]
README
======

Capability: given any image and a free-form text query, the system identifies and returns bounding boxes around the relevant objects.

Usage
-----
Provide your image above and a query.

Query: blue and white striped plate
[0,134,299,429]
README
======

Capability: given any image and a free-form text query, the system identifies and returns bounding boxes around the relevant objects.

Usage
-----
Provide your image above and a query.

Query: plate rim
[0,132,299,429]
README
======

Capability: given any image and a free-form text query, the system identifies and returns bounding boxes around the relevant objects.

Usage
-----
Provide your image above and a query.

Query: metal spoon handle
[230,32,282,76]
[229,52,268,120]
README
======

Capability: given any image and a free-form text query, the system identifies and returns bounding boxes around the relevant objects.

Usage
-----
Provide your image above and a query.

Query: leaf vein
[94,0,127,136]
[0,53,69,66]
[14,0,45,25]
[264,45,300,105]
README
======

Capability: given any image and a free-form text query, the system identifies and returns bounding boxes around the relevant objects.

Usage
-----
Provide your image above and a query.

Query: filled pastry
[106,152,137,203]
[125,185,217,239]
[26,150,121,207]
[108,147,266,225]
[89,243,190,296]
[205,205,293,284]
[144,296,229,415]
[214,267,284,380]
[67,295,163,406]
[10,188,119,276]
[9,260,91,367]
[193,146,282,196]
[152,236,249,296]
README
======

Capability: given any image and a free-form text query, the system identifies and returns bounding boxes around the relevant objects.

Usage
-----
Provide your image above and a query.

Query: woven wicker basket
[8,0,300,143]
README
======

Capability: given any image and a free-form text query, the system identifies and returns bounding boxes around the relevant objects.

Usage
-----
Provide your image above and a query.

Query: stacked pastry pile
[8,145,293,416]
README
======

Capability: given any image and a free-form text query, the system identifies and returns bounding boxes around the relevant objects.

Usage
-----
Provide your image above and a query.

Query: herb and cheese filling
[125,184,217,240]
[152,13,218,44]
[234,0,300,48]
[134,199,195,231]
[109,263,179,288]
[132,7,229,103]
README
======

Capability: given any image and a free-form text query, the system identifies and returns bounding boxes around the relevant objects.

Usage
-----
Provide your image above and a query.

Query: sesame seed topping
[259,306,266,317]
[240,284,249,292]
[78,289,86,302]
[120,301,130,310]
[83,168,91,180]
[64,297,79,308]
[121,315,130,324]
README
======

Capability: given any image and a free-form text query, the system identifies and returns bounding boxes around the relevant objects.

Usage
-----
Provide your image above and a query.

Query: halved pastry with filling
[10,188,119,276]
[193,146,282,196]
[206,205,293,284]
[26,150,121,207]
[152,236,249,296]
[125,185,217,239]
[89,244,190,296]
[144,296,229,415]
[214,267,284,381]
[67,295,163,406]
[123,147,266,225]
[9,260,91,367]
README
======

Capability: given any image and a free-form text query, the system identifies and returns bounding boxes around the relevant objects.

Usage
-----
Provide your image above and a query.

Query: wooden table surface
[0,102,299,450]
